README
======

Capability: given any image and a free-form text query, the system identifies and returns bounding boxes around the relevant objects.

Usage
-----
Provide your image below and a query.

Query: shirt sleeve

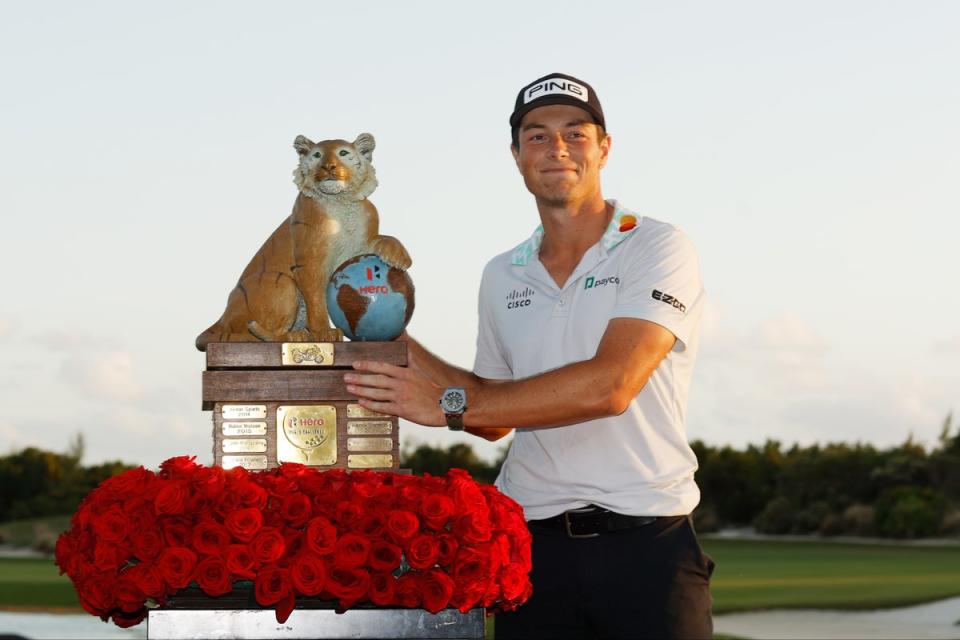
[472,262,514,380]
[612,226,705,351]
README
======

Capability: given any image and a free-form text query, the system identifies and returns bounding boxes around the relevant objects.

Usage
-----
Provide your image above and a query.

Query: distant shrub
[754,497,794,534]
[875,486,946,538]
[840,503,876,536]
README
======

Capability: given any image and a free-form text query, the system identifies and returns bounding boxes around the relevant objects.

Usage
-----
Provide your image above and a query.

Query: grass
[703,538,960,613]
[2,538,959,615]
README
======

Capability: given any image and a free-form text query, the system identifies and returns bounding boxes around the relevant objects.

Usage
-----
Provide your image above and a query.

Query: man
[345,72,713,639]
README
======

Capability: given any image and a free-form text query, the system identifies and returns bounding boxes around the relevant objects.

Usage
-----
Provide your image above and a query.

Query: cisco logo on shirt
[506,287,535,309]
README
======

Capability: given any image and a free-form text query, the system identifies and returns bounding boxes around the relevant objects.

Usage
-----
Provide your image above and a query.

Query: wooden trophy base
[202,341,406,471]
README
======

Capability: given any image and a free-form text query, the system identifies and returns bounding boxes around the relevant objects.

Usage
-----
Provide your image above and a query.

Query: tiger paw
[372,235,412,270]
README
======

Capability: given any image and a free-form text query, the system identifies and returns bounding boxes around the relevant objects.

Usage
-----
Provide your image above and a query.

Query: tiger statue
[195,133,411,351]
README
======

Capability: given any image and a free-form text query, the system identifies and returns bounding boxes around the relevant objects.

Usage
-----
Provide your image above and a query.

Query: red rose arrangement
[55,457,532,628]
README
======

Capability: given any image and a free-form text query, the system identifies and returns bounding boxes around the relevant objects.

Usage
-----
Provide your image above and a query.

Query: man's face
[511,104,611,207]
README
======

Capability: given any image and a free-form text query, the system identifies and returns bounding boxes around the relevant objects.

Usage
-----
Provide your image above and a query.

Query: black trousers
[495,515,714,640]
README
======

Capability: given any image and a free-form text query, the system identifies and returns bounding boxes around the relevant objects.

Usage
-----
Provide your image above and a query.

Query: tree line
[2,419,958,539]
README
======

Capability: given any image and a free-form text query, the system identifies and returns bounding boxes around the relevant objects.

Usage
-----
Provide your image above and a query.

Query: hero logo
[506,287,535,310]
[652,289,686,313]
[359,285,389,294]
[524,78,589,104]
[584,275,619,290]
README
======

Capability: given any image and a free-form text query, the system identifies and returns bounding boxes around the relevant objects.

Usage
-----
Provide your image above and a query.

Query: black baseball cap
[510,72,605,141]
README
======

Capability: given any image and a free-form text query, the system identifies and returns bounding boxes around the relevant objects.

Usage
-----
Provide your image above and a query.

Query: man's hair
[511,124,607,149]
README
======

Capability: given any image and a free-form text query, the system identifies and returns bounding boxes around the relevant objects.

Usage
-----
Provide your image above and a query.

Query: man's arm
[345,317,675,438]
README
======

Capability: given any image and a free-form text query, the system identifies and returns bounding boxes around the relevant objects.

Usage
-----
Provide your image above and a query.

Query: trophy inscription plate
[222,422,267,436]
[347,404,390,419]
[281,343,335,366]
[222,455,269,470]
[277,405,338,465]
[222,405,267,419]
[347,437,393,452]
[222,439,268,453]
[349,454,394,468]
[347,420,392,435]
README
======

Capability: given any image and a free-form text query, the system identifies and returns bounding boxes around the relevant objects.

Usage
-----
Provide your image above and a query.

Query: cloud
[59,350,144,402]
[32,329,112,350]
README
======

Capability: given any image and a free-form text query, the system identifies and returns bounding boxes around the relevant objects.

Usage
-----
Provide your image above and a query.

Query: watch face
[441,388,466,413]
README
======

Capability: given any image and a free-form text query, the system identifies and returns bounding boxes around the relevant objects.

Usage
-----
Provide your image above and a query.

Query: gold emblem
[348,454,393,469]
[281,343,335,366]
[222,455,268,470]
[222,439,267,453]
[222,404,267,419]
[347,404,389,418]
[347,437,393,452]
[347,420,393,435]
[222,422,267,436]
[277,405,337,465]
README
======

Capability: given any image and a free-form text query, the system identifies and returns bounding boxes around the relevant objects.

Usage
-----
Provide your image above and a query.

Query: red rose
[497,564,532,603]
[232,478,268,510]
[369,484,398,511]
[157,546,197,590]
[225,544,257,579]
[436,533,459,567]
[420,494,455,531]
[130,529,163,561]
[192,520,231,556]
[333,532,370,568]
[160,516,192,547]
[101,466,152,499]
[304,516,337,556]
[368,572,397,606]
[290,552,327,596]
[225,508,263,542]
[368,540,402,573]
[92,507,131,544]
[421,568,456,614]
[453,511,492,545]
[112,608,147,628]
[326,566,370,608]
[158,456,199,480]
[93,541,123,572]
[254,564,291,606]
[194,555,232,597]
[124,563,165,599]
[154,480,189,515]
[446,469,488,514]
[251,527,286,564]
[114,575,146,613]
[395,572,421,608]
[281,493,312,527]
[406,534,439,570]
[335,500,364,530]
[194,465,226,498]
[385,510,420,544]
[397,482,426,511]
[78,573,115,616]
[358,511,386,538]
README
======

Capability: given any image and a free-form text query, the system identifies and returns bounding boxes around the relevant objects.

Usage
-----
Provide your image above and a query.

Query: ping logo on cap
[524,77,589,104]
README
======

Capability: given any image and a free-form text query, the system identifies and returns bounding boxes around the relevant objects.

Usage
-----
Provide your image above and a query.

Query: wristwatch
[439,387,467,431]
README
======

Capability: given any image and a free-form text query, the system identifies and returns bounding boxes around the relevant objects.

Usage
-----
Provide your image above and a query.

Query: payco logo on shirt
[584,276,619,290]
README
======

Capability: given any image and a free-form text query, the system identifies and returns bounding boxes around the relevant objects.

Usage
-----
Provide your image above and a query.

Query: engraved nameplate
[281,343,335,366]
[277,405,337,466]
[222,439,267,453]
[347,420,393,435]
[348,454,394,469]
[222,455,268,470]
[347,404,389,419]
[347,437,393,452]
[222,422,267,436]
[222,404,267,419]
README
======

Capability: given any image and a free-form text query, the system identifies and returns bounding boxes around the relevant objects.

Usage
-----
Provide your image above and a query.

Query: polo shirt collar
[510,199,641,266]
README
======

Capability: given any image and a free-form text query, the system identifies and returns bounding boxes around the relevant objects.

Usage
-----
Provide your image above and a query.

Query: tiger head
[292,133,378,201]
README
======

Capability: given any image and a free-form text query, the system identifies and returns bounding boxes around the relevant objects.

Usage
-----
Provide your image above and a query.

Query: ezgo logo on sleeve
[652,289,686,312]
[584,276,619,290]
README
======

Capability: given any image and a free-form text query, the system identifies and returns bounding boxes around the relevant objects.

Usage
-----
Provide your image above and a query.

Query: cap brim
[510,96,603,129]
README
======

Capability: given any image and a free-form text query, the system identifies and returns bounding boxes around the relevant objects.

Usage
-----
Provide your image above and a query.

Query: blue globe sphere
[326,254,415,341]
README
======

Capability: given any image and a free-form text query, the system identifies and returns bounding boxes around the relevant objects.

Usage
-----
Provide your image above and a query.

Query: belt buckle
[563,506,600,539]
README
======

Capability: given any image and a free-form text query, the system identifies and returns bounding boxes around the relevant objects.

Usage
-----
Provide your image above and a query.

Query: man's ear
[353,133,376,162]
[294,135,314,156]
[598,133,612,169]
[511,143,520,169]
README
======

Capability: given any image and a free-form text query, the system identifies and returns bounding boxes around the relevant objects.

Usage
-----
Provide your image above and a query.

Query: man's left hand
[344,361,447,427]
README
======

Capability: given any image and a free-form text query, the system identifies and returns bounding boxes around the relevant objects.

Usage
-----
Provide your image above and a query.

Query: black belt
[528,506,662,538]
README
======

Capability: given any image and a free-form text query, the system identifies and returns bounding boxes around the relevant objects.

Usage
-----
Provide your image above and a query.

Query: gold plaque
[222,404,267,419]
[348,454,394,469]
[222,455,268,470]
[277,405,337,465]
[347,404,389,419]
[282,343,334,366]
[347,420,393,435]
[222,439,267,453]
[222,422,267,436]
[348,437,393,452]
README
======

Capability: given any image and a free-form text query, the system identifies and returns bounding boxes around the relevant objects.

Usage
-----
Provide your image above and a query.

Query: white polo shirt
[473,200,705,520]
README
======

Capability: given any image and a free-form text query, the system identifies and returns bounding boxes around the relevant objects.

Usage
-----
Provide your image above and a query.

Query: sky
[1,1,957,468]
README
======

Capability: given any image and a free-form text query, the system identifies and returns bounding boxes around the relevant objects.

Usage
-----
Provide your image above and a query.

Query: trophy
[196,133,413,472]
